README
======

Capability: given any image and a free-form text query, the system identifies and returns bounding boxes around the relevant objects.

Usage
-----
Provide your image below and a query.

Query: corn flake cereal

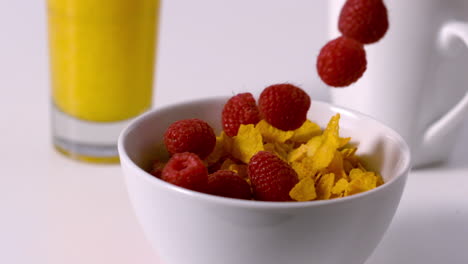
[231,124,264,163]
[256,119,294,143]
[287,144,308,163]
[331,178,349,197]
[205,131,229,165]
[347,169,378,195]
[205,112,383,202]
[291,156,316,180]
[274,142,293,159]
[305,136,323,157]
[311,114,341,171]
[286,114,383,201]
[341,147,357,158]
[290,176,317,201]
[289,120,322,143]
[264,143,285,161]
[326,151,344,177]
[220,158,249,178]
[220,158,236,170]
[229,165,248,178]
[222,131,234,154]
[339,137,351,148]
[316,173,335,200]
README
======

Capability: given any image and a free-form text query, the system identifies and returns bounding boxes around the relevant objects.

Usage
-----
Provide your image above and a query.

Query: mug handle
[423,21,468,144]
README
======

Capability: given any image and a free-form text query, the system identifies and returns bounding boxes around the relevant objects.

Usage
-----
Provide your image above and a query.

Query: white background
[0,1,467,264]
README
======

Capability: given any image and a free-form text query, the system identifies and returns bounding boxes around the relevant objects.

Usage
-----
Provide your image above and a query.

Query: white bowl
[118,97,411,264]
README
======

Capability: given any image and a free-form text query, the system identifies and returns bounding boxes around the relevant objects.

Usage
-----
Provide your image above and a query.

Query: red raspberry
[317,36,367,87]
[149,159,166,178]
[164,118,216,159]
[161,152,208,192]
[207,170,252,200]
[258,84,311,131]
[222,93,261,137]
[248,151,299,201]
[338,0,389,44]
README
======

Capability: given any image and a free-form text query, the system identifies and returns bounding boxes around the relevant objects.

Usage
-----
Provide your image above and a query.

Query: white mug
[328,0,468,168]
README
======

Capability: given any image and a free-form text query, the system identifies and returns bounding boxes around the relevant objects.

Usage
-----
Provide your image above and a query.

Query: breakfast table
[1,1,468,263]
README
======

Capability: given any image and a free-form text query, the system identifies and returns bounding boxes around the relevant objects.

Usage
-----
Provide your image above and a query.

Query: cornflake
[231,124,264,163]
[206,112,384,202]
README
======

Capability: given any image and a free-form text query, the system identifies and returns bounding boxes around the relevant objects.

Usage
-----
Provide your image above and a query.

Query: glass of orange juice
[47,0,160,163]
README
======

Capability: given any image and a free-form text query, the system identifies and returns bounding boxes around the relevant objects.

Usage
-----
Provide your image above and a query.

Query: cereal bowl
[118,97,410,264]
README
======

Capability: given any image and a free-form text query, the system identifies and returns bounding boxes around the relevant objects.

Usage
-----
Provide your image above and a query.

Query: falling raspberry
[316,36,367,87]
[161,152,208,192]
[339,0,389,44]
[258,83,311,131]
[207,170,252,200]
[164,118,216,159]
[222,93,261,137]
[248,151,299,201]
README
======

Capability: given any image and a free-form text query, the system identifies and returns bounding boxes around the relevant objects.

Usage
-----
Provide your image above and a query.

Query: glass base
[52,104,135,163]
[53,141,120,164]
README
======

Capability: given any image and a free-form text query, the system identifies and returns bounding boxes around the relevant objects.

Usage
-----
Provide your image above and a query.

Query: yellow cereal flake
[331,178,349,197]
[341,147,357,158]
[263,143,283,162]
[290,176,317,201]
[343,148,362,164]
[289,120,322,143]
[326,151,344,177]
[220,158,236,170]
[202,109,384,201]
[229,164,248,179]
[311,114,341,171]
[222,131,234,154]
[274,142,292,160]
[287,144,308,163]
[291,157,316,180]
[339,137,351,148]
[339,170,349,181]
[277,142,294,153]
[343,160,354,174]
[305,136,323,157]
[220,158,248,178]
[316,173,335,200]
[204,131,228,165]
[256,119,294,143]
[347,169,377,195]
[231,124,264,163]
[324,114,340,137]
[349,168,364,181]
[263,142,276,153]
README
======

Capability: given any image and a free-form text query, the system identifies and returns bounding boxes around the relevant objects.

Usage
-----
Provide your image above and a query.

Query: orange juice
[48,0,159,122]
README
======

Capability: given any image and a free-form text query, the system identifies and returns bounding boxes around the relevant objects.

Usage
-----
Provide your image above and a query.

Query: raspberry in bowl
[118,88,410,264]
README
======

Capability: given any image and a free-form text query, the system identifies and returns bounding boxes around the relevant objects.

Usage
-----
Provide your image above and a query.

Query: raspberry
[222,93,261,137]
[161,152,208,192]
[164,118,216,159]
[338,0,389,44]
[317,36,367,87]
[207,170,252,200]
[258,84,311,131]
[149,159,166,178]
[248,151,299,201]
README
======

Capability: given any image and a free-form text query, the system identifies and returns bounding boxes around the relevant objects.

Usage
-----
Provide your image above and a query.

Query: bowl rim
[118,96,411,209]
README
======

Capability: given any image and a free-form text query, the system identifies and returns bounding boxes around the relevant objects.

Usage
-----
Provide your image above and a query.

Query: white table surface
[1,1,467,264]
